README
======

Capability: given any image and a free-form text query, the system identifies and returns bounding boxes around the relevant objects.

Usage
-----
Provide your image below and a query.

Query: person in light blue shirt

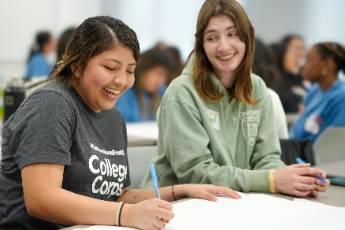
[290,42,345,142]
[25,31,56,79]
[116,48,173,122]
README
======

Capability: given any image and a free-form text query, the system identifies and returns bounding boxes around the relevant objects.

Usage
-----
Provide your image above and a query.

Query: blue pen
[295,157,326,183]
[150,163,161,199]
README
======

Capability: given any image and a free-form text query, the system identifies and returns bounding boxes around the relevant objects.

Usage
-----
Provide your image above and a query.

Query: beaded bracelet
[115,202,124,226]
[268,170,276,193]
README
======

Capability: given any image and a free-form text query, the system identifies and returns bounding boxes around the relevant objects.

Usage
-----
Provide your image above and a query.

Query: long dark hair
[27,31,52,63]
[51,16,140,83]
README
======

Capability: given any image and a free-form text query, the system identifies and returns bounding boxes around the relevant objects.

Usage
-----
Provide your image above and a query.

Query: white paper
[126,121,158,140]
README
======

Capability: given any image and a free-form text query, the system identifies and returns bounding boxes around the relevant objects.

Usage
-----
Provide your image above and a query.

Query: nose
[114,71,127,88]
[217,36,230,52]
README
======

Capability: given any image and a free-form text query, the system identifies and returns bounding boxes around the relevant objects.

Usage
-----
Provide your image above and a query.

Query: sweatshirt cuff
[247,170,270,192]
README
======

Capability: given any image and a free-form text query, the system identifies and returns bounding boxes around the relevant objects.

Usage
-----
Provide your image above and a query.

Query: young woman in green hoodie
[142,0,327,198]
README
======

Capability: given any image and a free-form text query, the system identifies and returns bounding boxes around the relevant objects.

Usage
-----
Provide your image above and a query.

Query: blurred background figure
[116,47,173,122]
[154,41,184,85]
[290,42,345,142]
[24,30,56,80]
[253,38,289,139]
[57,27,76,62]
[274,34,306,113]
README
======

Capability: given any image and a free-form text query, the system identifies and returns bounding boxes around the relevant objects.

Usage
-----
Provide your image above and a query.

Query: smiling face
[73,44,136,112]
[203,14,246,83]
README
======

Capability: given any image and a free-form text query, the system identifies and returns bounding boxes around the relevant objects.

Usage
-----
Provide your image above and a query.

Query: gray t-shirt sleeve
[10,91,74,169]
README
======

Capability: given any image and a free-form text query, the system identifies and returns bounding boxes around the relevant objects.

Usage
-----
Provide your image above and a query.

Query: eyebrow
[103,58,136,66]
[204,26,236,35]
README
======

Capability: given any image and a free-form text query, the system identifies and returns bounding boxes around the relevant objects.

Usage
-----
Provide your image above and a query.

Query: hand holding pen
[272,159,328,197]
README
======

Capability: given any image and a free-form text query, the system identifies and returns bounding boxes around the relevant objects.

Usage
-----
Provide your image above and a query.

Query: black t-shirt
[0,80,131,229]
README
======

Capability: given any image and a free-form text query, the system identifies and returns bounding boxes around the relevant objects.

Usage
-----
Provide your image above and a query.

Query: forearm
[27,188,118,225]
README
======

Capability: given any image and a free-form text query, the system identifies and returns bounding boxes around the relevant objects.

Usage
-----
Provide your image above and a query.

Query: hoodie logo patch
[240,110,261,145]
[206,109,220,130]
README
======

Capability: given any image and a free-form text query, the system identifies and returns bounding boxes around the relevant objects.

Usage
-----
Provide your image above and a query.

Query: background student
[252,38,289,139]
[24,30,56,79]
[290,42,345,142]
[141,0,327,198]
[0,16,239,230]
[116,48,173,122]
[275,34,306,113]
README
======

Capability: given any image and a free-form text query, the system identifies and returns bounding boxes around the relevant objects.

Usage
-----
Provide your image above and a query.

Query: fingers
[298,176,317,185]
[290,163,311,168]
[199,191,217,201]
[153,198,172,210]
[154,207,174,223]
[296,183,317,191]
[296,167,324,177]
[293,189,312,197]
[308,190,320,198]
[152,217,167,230]
[206,185,241,199]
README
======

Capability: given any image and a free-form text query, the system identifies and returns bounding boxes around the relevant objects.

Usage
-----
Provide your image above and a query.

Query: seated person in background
[0,16,239,229]
[274,34,306,113]
[57,26,76,62]
[141,0,327,198]
[25,31,56,79]
[154,42,184,85]
[253,38,289,139]
[290,42,345,143]
[116,48,173,122]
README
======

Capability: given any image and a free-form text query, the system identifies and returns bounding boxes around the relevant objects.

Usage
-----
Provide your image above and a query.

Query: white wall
[0,0,100,78]
[1,0,344,79]
[101,0,204,59]
[244,0,345,47]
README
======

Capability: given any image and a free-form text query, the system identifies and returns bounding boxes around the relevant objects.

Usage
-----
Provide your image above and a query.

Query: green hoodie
[141,60,285,192]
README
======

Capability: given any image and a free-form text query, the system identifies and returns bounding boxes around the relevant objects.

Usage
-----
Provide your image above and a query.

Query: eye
[127,70,134,75]
[228,31,238,37]
[206,36,217,42]
[104,65,117,71]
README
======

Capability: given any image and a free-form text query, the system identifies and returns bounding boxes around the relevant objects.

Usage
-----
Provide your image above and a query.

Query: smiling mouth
[217,53,235,61]
[103,87,121,96]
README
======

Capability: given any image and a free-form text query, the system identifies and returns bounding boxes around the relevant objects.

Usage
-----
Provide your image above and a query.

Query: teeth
[218,53,235,60]
[104,87,121,95]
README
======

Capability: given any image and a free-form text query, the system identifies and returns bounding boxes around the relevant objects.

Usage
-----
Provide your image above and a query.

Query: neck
[217,71,235,88]
[318,73,337,90]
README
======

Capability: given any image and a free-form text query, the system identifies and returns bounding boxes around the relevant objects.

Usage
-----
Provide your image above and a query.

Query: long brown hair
[193,0,255,104]
[51,16,140,83]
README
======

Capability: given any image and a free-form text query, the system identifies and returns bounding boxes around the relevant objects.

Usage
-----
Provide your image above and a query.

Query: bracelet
[171,185,177,201]
[268,170,276,193]
[115,202,124,226]
[118,203,125,226]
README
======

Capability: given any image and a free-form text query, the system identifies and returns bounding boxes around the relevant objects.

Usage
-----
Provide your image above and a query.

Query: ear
[71,63,81,78]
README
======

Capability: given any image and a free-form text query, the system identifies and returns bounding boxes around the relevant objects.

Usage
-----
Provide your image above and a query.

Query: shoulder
[164,73,195,99]
[250,73,268,101]
[29,53,46,64]
[23,80,76,114]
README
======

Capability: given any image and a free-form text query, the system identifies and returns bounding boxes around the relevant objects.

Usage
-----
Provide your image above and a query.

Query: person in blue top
[116,48,173,122]
[24,31,56,79]
[290,42,345,142]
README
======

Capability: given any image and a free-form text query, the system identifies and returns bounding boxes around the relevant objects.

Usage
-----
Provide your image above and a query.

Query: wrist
[268,170,276,193]
[120,203,135,228]
[173,184,186,200]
